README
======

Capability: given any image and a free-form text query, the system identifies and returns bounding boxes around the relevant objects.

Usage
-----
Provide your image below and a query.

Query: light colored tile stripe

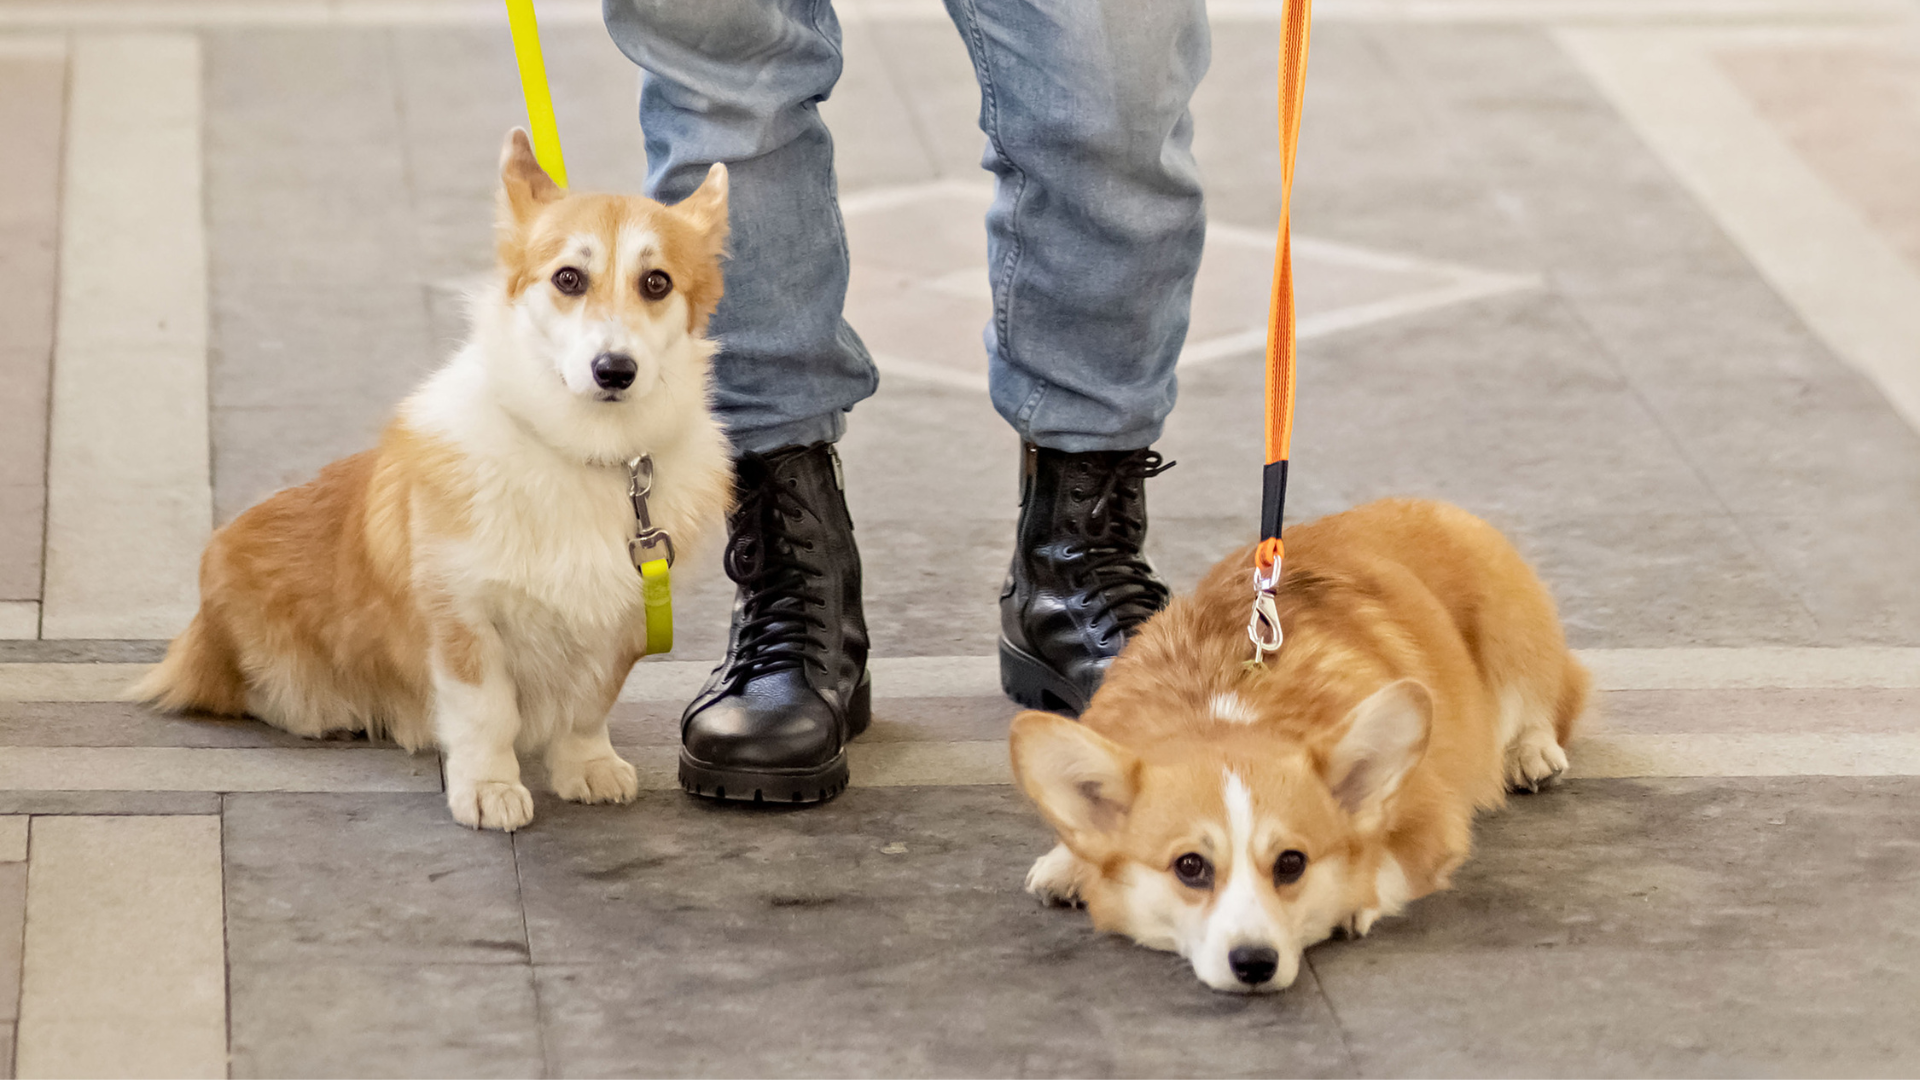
[1559,27,1920,436]
[620,655,1012,703]
[0,747,442,793]
[7,648,1920,703]
[0,816,25,861]
[0,602,39,640]
[623,741,1014,791]
[0,663,151,702]
[41,34,210,640]
[0,0,1904,26]
[1574,733,1920,778]
[627,733,1920,787]
[16,816,225,1079]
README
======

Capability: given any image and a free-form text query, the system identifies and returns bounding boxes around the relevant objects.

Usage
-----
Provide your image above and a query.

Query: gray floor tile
[1366,778,1920,953]
[1503,511,1818,649]
[863,22,989,183]
[517,788,1352,1078]
[1379,26,1920,530]
[0,701,359,749]
[822,17,943,192]
[0,791,221,815]
[229,961,544,1080]
[1746,509,1920,645]
[1312,943,1920,1078]
[224,793,528,965]
[539,949,1351,1079]
[0,484,43,601]
[1206,25,1535,268]
[841,382,1024,527]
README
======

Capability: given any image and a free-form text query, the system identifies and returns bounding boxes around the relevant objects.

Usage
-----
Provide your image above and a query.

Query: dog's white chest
[455,463,646,630]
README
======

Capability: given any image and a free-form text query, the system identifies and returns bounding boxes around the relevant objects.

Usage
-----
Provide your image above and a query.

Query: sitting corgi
[133,130,733,832]
[1009,498,1587,992]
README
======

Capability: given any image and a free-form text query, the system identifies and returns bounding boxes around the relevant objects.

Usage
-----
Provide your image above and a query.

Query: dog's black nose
[1228,945,1279,986]
[592,351,637,391]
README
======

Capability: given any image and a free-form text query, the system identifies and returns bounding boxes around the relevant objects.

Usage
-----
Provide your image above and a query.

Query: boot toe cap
[682,679,843,771]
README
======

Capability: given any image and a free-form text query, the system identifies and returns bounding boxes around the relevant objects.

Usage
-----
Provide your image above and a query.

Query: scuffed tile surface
[223,793,528,965]
[517,788,1354,1078]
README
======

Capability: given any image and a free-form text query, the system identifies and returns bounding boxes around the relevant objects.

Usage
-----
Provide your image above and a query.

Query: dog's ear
[1010,711,1140,856]
[1319,679,1431,822]
[498,128,562,227]
[673,163,730,253]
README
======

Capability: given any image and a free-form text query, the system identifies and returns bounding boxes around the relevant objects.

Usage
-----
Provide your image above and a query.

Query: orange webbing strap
[1250,0,1313,659]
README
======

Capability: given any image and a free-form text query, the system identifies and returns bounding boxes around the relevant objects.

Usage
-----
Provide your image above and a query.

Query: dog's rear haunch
[132,130,734,831]
[1010,498,1587,993]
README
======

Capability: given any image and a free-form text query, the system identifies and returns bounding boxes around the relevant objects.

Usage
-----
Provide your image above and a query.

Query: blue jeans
[604,0,1210,454]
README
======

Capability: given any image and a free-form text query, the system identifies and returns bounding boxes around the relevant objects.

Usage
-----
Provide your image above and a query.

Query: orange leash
[1248,0,1313,661]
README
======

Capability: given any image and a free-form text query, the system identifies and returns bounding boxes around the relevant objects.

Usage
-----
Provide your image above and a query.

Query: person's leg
[604,0,871,802]
[945,0,1209,451]
[941,0,1210,713]
[604,0,877,450]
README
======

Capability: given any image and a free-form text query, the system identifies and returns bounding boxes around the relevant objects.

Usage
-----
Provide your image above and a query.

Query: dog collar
[625,454,674,654]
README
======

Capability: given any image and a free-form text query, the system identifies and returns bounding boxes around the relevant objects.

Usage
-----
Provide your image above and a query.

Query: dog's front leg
[545,675,639,805]
[432,625,535,831]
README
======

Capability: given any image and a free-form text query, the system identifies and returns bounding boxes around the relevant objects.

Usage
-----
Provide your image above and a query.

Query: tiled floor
[2,0,1920,1075]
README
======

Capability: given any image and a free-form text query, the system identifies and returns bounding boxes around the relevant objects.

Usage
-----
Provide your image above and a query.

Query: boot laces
[1074,451,1175,633]
[723,475,829,682]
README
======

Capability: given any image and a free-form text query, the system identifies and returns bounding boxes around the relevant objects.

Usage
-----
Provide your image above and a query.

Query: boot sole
[998,638,1088,717]
[678,673,872,804]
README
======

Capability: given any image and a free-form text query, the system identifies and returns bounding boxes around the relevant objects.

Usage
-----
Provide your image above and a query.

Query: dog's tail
[127,612,248,715]
[1553,653,1591,746]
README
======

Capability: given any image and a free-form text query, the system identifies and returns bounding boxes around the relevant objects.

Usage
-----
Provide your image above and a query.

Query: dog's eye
[1273,849,1308,885]
[552,267,587,296]
[640,269,673,300]
[1172,852,1214,889]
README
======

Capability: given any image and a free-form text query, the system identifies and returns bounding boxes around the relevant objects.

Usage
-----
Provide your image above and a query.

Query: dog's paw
[449,779,536,832]
[1505,734,1569,793]
[1025,843,1088,907]
[1335,907,1383,940]
[551,754,639,805]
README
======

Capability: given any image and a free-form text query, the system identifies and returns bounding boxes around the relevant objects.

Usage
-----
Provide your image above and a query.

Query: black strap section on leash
[1260,459,1288,543]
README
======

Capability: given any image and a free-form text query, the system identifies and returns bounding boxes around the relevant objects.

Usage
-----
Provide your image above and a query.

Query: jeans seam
[954,0,1040,419]
[809,0,879,406]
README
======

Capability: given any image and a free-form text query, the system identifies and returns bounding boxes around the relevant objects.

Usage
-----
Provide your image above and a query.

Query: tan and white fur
[133,130,733,831]
[1009,499,1588,992]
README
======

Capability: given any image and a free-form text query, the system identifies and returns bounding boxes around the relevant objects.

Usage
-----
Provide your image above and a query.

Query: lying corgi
[132,130,733,831]
[1009,498,1587,992]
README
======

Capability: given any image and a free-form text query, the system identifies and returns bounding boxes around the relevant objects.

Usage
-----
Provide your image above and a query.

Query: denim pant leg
[943,0,1210,452]
[603,0,878,453]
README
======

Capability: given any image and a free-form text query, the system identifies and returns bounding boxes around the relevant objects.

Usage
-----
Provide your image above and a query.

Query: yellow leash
[503,0,569,188]
[506,0,674,654]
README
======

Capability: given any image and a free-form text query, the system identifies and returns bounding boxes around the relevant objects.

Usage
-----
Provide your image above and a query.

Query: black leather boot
[680,442,871,803]
[999,443,1174,716]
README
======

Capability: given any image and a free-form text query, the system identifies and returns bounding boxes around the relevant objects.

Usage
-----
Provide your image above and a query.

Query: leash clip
[625,454,676,569]
[1247,557,1284,661]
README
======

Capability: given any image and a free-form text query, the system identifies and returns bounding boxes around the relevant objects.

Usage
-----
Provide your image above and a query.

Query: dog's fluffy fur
[1009,498,1587,992]
[133,130,733,831]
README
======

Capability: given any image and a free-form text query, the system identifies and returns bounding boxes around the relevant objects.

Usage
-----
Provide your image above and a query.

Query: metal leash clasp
[1247,557,1284,661]
[625,454,675,569]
